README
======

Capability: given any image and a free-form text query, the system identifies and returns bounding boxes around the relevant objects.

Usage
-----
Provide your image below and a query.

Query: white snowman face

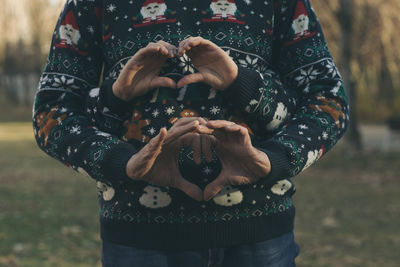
[97,182,115,201]
[139,185,171,209]
[271,179,293,196]
[60,24,80,45]
[141,3,167,19]
[292,14,309,34]
[210,0,237,15]
[213,186,243,206]
[266,102,287,131]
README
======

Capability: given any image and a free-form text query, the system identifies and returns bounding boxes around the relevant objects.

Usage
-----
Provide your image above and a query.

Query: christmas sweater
[33,0,349,249]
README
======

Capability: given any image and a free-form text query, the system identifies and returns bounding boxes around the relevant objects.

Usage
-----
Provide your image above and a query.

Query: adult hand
[203,120,271,201]
[113,41,177,101]
[176,37,238,90]
[126,117,213,201]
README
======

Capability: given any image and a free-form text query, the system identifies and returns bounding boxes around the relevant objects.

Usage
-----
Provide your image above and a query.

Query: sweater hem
[100,206,295,250]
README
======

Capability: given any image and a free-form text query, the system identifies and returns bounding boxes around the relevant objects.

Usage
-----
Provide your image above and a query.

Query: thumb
[203,175,226,201]
[150,76,177,89]
[177,73,204,88]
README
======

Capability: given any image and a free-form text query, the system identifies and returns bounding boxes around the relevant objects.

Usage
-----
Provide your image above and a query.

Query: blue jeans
[101,232,299,267]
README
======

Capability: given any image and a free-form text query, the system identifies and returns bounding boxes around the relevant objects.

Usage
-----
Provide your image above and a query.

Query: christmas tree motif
[35,106,67,146]
[310,96,345,129]
[202,0,245,25]
[139,186,172,209]
[266,102,287,131]
[213,186,243,207]
[270,179,293,196]
[133,0,177,28]
[56,10,88,55]
[284,1,317,46]
[97,182,116,201]
[122,109,151,143]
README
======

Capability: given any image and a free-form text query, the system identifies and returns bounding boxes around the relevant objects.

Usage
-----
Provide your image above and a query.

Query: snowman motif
[97,182,115,201]
[213,186,243,207]
[139,186,172,209]
[266,102,287,131]
[270,179,293,196]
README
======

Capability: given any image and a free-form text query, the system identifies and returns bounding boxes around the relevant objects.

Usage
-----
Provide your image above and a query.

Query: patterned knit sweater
[33,0,349,249]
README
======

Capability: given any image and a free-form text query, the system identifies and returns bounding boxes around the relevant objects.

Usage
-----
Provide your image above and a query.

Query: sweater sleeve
[33,0,137,186]
[226,0,349,182]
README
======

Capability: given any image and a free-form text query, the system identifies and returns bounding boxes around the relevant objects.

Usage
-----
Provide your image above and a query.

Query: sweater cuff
[101,79,133,117]
[223,65,263,109]
[100,142,138,183]
[256,142,292,183]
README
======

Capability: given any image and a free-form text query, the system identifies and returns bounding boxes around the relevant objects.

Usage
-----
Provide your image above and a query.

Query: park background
[0,0,399,266]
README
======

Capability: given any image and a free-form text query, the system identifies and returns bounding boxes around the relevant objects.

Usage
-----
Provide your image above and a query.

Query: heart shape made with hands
[178,120,272,201]
[112,37,238,102]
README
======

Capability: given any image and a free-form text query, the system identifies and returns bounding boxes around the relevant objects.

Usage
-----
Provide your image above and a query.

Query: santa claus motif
[288,1,316,43]
[56,10,87,55]
[202,0,245,24]
[133,0,176,28]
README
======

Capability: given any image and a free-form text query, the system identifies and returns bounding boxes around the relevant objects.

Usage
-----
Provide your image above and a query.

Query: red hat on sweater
[293,1,308,19]
[142,0,165,6]
[61,10,79,29]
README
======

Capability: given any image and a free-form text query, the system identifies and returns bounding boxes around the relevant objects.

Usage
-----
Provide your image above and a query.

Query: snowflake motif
[238,55,258,69]
[325,60,340,78]
[244,0,252,4]
[70,126,81,134]
[67,146,72,156]
[298,124,308,130]
[107,4,117,13]
[52,76,79,90]
[322,132,329,140]
[202,166,212,175]
[165,106,175,115]
[148,127,156,136]
[179,54,195,73]
[295,66,321,86]
[210,106,220,115]
[152,109,160,118]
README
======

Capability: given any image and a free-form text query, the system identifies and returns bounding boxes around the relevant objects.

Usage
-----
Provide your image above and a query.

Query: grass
[0,123,399,266]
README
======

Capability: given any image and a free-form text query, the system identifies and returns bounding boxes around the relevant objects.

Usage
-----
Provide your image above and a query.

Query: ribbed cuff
[223,65,264,109]
[256,141,293,183]
[101,79,133,117]
[100,142,138,183]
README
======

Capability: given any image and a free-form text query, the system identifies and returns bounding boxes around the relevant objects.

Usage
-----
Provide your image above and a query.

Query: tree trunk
[338,0,362,151]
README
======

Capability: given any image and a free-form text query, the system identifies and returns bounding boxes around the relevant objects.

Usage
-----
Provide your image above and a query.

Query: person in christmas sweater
[33,0,349,266]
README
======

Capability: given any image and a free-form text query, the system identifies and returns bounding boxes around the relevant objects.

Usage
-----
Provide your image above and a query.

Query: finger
[206,120,236,129]
[203,176,227,201]
[201,134,214,163]
[146,127,167,159]
[150,76,177,89]
[165,120,200,144]
[116,64,144,89]
[174,177,203,201]
[157,40,178,57]
[177,73,205,88]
